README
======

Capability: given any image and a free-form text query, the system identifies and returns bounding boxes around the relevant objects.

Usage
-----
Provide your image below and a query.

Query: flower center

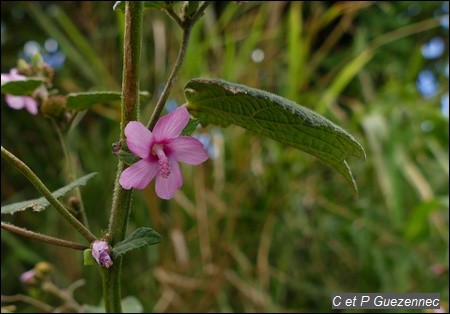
[151,144,170,178]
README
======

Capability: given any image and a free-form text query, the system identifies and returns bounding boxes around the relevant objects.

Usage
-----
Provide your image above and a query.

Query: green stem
[1,146,96,243]
[105,2,143,313]
[1,222,88,250]
[146,26,192,130]
[146,1,210,130]
[52,120,90,228]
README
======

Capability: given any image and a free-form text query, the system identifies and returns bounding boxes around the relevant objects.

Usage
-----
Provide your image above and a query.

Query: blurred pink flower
[92,240,113,268]
[119,107,208,199]
[20,269,36,284]
[1,68,38,115]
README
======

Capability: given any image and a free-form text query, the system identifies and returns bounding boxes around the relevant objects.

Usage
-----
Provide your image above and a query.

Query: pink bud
[20,269,36,284]
[92,240,113,268]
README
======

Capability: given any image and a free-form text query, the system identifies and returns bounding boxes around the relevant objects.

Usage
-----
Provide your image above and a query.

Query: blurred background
[1,1,448,312]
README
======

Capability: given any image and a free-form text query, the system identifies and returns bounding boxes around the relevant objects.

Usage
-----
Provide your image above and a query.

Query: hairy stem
[146,1,210,130]
[105,2,143,313]
[1,146,96,243]
[1,222,88,250]
[146,26,192,130]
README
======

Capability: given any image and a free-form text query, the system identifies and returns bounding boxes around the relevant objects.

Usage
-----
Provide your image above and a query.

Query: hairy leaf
[1,79,44,95]
[67,91,149,110]
[112,227,162,258]
[184,78,366,195]
[181,117,200,136]
[1,173,97,215]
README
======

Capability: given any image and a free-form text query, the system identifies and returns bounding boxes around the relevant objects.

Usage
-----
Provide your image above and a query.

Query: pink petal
[167,136,209,165]
[124,121,153,159]
[9,68,25,80]
[153,107,190,141]
[1,74,11,84]
[24,97,38,115]
[155,159,182,199]
[92,240,113,268]
[5,95,26,109]
[119,159,158,190]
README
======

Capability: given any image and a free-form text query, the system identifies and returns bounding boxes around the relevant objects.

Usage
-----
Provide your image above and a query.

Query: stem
[146,26,191,130]
[146,1,210,130]
[1,146,96,243]
[52,120,90,228]
[42,281,82,312]
[1,222,88,250]
[1,294,54,313]
[106,2,143,312]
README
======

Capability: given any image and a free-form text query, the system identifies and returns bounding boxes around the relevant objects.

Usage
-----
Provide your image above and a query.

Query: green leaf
[1,173,97,215]
[83,249,96,266]
[181,117,200,136]
[113,1,171,12]
[83,296,142,313]
[184,78,366,196]
[67,91,149,110]
[1,79,44,95]
[121,296,143,313]
[113,141,141,166]
[112,227,162,259]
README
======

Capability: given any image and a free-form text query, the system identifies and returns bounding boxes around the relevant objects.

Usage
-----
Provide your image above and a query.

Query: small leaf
[83,296,142,313]
[113,1,171,12]
[184,78,366,196]
[113,142,141,166]
[181,117,200,136]
[67,91,149,110]
[83,304,105,313]
[112,227,162,259]
[83,249,96,266]
[121,296,143,313]
[1,173,97,215]
[1,79,44,95]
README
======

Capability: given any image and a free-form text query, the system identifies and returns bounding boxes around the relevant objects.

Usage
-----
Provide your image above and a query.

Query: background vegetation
[1,1,448,312]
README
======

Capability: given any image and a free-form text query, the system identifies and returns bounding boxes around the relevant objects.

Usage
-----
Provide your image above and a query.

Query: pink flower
[92,240,113,268]
[1,68,39,115]
[119,107,208,199]
[20,269,36,284]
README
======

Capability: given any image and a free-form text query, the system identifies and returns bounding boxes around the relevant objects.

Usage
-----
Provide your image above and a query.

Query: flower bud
[92,240,113,268]
[17,59,32,76]
[41,95,68,120]
[20,269,37,286]
[34,261,53,278]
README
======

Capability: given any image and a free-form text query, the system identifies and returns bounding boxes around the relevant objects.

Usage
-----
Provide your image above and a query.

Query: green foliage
[1,79,44,95]
[185,78,366,195]
[181,117,200,136]
[83,249,96,266]
[83,296,143,313]
[112,227,162,259]
[1,1,448,313]
[67,91,123,110]
[67,91,150,110]
[1,173,97,215]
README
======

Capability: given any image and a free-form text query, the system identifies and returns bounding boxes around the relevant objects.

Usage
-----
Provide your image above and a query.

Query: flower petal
[9,68,26,80]
[125,121,153,159]
[24,97,38,115]
[153,107,189,141]
[155,159,182,199]
[119,159,158,190]
[5,95,26,109]
[167,136,209,165]
[92,241,113,268]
